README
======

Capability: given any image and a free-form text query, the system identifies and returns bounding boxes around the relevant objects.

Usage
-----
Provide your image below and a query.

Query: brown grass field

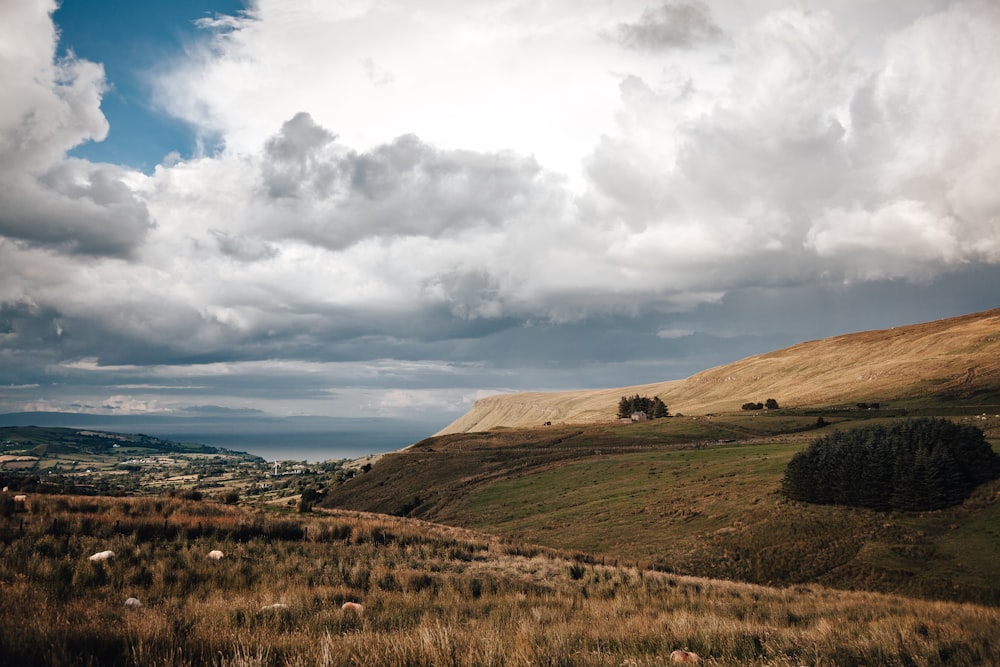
[2,493,1000,666]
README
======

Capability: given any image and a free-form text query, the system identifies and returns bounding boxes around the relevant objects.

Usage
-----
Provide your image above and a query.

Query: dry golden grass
[2,494,1000,666]
[438,308,1000,433]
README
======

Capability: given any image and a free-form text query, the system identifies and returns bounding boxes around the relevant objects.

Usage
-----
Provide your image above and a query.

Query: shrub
[782,418,1000,511]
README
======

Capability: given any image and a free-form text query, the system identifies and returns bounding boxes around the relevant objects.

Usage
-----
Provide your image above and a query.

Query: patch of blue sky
[54,0,246,172]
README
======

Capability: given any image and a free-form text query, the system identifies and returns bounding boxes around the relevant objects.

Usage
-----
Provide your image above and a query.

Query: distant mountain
[439,307,1000,434]
[0,413,440,461]
[0,425,253,459]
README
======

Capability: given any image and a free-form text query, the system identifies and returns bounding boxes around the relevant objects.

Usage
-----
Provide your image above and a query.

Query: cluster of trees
[742,398,780,411]
[782,418,1000,511]
[617,394,669,419]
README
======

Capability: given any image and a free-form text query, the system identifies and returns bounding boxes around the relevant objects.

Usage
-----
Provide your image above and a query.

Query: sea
[0,413,443,462]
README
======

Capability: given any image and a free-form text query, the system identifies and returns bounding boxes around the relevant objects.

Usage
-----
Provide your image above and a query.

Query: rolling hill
[321,308,1000,605]
[0,426,254,458]
[438,307,1000,434]
[322,414,1000,605]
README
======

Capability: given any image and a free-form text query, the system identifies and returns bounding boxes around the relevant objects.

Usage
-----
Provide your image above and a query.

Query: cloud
[0,0,152,257]
[615,1,723,51]
[262,112,338,198]
[832,0,1000,267]
[371,389,469,418]
[100,395,168,415]
[0,159,153,256]
[178,405,265,416]
[360,57,395,87]
[151,0,638,181]
[805,201,962,280]
[0,1,108,170]
[584,2,1000,294]
[210,229,279,262]
[656,328,694,339]
[253,116,566,249]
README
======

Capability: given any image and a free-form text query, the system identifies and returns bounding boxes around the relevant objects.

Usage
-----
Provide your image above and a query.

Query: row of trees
[616,394,669,419]
[781,418,1000,511]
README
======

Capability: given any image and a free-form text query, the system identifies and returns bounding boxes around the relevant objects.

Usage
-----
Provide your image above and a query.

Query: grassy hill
[322,413,1000,606]
[321,310,1000,604]
[2,494,998,666]
[439,308,1000,434]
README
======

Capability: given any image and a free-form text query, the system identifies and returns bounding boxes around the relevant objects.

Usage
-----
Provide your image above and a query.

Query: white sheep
[88,550,115,562]
[125,597,143,609]
[207,550,224,560]
[341,601,363,614]
[670,649,701,664]
[13,494,27,504]
[260,603,288,611]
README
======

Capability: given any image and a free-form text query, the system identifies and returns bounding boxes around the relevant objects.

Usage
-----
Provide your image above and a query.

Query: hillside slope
[5,494,999,665]
[323,414,1000,605]
[439,307,1000,434]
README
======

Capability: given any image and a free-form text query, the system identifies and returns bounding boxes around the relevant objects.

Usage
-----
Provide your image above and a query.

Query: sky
[2,0,1000,443]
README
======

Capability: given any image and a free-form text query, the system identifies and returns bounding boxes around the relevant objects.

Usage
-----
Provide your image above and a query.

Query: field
[323,413,1000,605]
[2,494,1000,666]
[0,425,353,504]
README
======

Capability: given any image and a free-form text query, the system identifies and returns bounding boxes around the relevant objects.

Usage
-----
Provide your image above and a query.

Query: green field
[323,414,1000,605]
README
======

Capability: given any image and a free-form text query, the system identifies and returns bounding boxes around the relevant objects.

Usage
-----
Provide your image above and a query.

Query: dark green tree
[617,396,631,419]
[652,396,669,418]
[782,418,1000,512]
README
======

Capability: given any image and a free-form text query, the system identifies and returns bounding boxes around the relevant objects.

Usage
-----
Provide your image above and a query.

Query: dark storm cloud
[615,1,723,51]
[0,161,153,257]
[0,300,65,385]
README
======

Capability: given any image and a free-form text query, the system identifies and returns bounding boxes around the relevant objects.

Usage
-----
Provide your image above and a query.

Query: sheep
[341,601,363,614]
[207,549,224,560]
[669,649,701,664]
[87,550,115,562]
[13,494,27,504]
[125,597,143,609]
[260,603,288,611]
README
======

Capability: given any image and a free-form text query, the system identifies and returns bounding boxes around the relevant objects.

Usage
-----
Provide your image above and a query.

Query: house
[630,412,648,422]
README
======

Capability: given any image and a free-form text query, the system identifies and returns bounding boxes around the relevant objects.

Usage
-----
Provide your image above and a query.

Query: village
[0,429,368,511]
